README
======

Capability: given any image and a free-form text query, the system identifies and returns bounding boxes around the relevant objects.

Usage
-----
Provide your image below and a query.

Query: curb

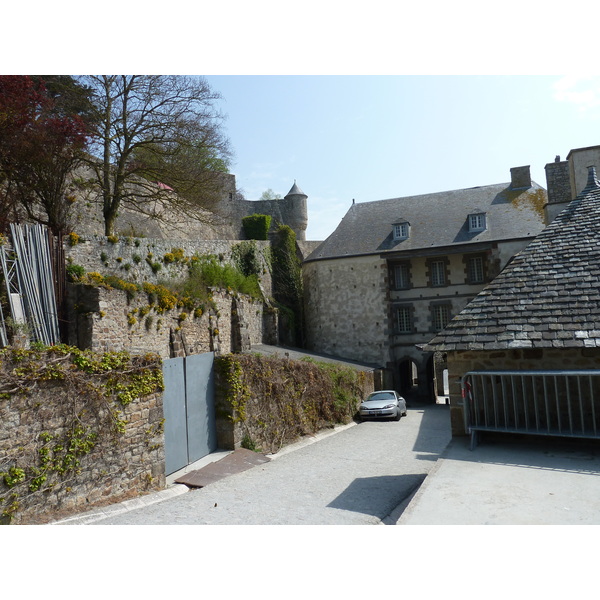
[49,484,190,525]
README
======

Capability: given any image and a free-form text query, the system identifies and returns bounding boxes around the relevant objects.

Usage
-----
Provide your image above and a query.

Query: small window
[430,260,446,287]
[469,213,486,232]
[432,304,451,331]
[393,263,410,290]
[396,306,412,333]
[393,222,409,240]
[467,256,485,284]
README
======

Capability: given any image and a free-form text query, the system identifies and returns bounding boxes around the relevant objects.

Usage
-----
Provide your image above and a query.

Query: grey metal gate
[462,370,600,449]
[162,352,217,475]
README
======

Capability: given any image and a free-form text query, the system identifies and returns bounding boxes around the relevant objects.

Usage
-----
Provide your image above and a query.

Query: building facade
[303,166,548,399]
[424,165,600,437]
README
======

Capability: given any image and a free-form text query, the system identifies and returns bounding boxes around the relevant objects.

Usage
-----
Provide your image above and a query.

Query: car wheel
[394,409,401,421]
[402,410,407,416]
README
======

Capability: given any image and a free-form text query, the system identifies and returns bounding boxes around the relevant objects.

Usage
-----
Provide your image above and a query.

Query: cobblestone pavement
[86,402,451,525]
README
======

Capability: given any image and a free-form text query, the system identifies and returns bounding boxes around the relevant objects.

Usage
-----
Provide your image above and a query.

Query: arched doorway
[397,357,419,400]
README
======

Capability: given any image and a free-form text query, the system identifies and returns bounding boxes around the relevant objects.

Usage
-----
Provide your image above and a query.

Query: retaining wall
[0,350,165,525]
[67,284,275,359]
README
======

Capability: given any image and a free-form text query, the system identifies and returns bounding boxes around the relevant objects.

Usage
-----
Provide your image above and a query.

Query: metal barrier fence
[461,370,600,449]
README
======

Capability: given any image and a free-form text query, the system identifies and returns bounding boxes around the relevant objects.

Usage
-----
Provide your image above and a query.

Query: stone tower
[281,181,308,241]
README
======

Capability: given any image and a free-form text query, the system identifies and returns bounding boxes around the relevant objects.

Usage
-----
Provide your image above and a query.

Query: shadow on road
[408,402,452,459]
[327,473,426,518]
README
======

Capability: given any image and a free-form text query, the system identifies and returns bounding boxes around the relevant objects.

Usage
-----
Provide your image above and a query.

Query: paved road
[88,403,451,525]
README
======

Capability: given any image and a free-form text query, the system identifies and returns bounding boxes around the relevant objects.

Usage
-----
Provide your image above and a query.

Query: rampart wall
[67,284,275,359]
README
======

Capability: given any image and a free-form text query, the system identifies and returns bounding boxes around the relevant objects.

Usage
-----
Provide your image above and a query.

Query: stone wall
[64,236,279,357]
[68,169,311,242]
[214,353,375,452]
[67,284,273,359]
[0,351,165,525]
[446,347,600,436]
[66,236,274,296]
[303,255,389,366]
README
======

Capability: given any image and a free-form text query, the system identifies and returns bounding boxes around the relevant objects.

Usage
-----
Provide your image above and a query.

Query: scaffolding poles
[0,292,7,347]
[0,224,61,347]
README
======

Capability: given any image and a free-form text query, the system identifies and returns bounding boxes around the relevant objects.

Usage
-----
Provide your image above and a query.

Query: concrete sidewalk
[398,432,600,525]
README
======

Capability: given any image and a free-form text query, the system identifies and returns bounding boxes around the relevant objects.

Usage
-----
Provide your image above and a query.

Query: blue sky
[10,3,600,244]
[205,75,600,240]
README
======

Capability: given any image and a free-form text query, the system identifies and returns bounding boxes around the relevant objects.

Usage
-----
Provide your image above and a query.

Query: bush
[66,263,85,282]
[242,214,271,240]
[183,255,262,301]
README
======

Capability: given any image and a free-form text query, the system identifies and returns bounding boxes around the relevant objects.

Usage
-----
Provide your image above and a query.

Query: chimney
[583,165,600,191]
[545,157,570,205]
[510,165,532,189]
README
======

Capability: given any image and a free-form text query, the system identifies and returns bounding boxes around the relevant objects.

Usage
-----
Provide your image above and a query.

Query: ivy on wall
[215,353,371,454]
[271,225,304,346]
[0,344,164,524]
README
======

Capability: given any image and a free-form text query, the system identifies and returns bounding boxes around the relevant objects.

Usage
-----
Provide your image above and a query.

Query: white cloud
[553,76,600,110]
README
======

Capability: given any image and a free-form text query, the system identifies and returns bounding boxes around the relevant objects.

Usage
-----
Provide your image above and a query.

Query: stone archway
[396,357,420,400]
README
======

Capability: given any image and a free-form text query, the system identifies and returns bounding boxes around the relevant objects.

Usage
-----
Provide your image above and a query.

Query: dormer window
[469,213,486,232]
[393,221,410,241]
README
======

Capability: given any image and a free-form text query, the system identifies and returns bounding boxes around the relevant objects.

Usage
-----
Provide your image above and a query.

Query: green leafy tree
[79,75,233,236]
[259,188,281,200]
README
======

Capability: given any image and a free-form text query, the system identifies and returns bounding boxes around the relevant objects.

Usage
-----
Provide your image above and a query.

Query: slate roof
[306,180,547,261]
[285,182,306,198]
[423,166,600,352]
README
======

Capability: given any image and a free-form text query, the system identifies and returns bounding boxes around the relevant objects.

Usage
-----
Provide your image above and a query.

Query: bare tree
[80,75,233,236]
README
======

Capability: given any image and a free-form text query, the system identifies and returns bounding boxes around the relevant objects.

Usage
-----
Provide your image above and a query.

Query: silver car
[359,390,407,421]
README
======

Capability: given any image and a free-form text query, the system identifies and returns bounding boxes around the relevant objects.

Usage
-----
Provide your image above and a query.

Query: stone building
[302,166,548,399]
[543,144,600,223]
[423,165,600,439]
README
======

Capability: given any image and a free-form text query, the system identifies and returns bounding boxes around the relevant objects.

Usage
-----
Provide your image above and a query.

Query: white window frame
[469,213,486,232]
[394,264,410,289]
[393,222,409,240]
[430,260,446,287]
[468,256,484,284]
[396,306,412,333]
[432,304,451,331]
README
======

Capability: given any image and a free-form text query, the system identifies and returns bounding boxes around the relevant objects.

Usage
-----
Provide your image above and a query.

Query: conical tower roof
[285,181,306,198]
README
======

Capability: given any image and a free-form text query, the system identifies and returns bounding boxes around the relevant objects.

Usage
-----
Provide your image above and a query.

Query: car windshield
[366,392,395,401]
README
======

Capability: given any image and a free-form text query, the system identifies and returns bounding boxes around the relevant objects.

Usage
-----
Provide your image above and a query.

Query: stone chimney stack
[510,165,532,189]
[544,155,571,224]
[545,156,570,205]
